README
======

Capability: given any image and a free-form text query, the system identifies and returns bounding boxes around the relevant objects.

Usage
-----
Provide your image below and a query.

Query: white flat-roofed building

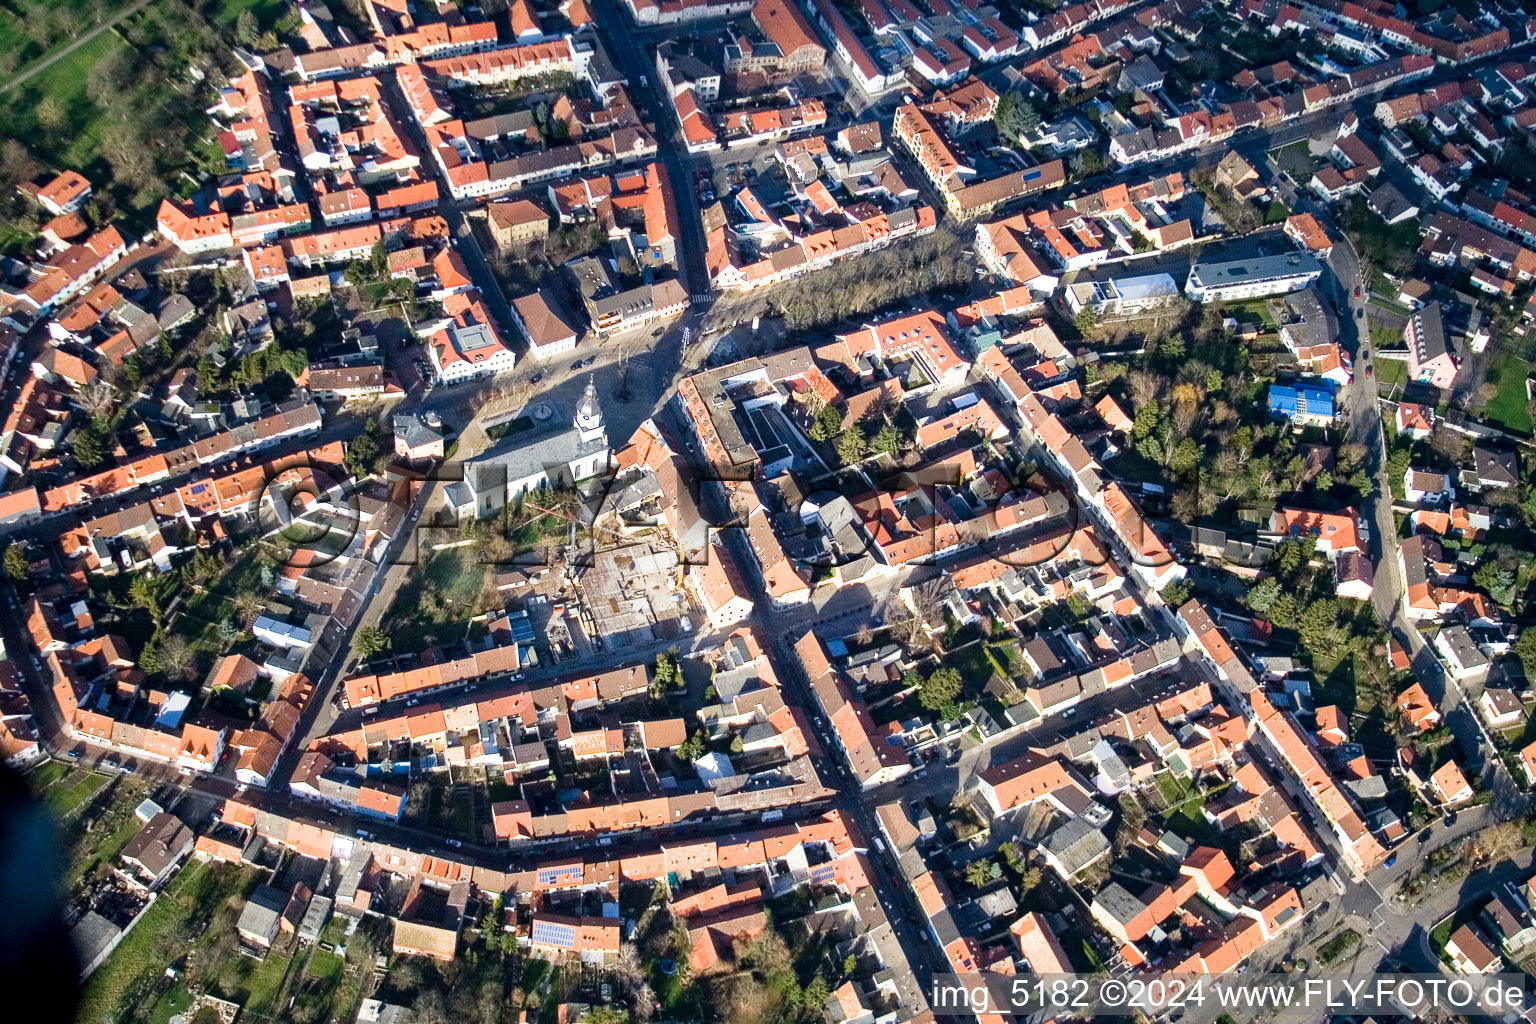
[1185,252,1322,302]
[1064,273,1181,317]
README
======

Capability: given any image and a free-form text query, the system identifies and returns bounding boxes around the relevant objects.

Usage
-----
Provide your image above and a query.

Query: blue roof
[1268,384,1334,419]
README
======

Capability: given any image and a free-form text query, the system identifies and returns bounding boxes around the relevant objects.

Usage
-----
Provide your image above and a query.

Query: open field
[1484,353,1533,435]
[77,862,257,1024]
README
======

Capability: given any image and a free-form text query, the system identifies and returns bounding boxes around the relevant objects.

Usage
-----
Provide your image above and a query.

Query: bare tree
[157,634,195,680]
[233,591,264,627]
[1430,427,1467,463]
[1477,821,1521,863]
[79,379,116,419]
[1127,369,1161,409]
[888,578,947,653]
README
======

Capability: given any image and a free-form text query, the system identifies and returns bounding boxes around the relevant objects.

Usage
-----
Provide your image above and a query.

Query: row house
[809,0,903,96]
[10,226,129,317]
[795,631,910,788]
[705,204,936,291]
[35,399,322,514]
[1177,600,1387,878]
[1111,54,1433,165]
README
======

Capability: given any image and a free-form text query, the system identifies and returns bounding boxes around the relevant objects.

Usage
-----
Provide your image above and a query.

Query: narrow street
[590,0,713,303]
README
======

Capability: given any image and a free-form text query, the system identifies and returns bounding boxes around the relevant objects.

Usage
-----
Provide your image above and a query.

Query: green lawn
[1228,298,1276,328]
[1372,357,1407,389]
[307,949,343,982]
[1430,917,1454,958]
[246,952,292,1015]
[380,545,490,653]
[26,759,69,793]
[10,29,131,170]
[1483,353,1533,435]
[1154,772,1222,842]
[46,770,108,818]
[1369,326,1401,350]
[77,863,254,1024]
[149,981,193,1024]
[0,0,112,84]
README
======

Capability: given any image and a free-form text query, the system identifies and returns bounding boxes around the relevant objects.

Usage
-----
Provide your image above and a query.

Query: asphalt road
[13,14,1536,1010]
[1267,158,1529,820]
[648,400,942,1006]
[591,0,713,303]
[380,73,518,338]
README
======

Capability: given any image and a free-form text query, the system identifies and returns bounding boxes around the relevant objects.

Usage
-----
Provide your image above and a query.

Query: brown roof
[120,812,192,879]
[512,290,578,349]
[488,198,550,232]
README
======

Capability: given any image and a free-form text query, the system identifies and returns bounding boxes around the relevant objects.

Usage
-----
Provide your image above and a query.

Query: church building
[445,379,612,520]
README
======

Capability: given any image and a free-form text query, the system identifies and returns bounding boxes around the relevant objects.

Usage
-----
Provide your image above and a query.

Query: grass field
[10,28,131,171]
[149,981,192,1024]
[308,949,343,982]
[27,759,69,792]
[1228,298,1276,328]
[245,951,291,1014]
[77,862,254,1024]
[45,769,108,818]
[1373,357,1407,389]
[0,0,278,227]
[1271,139,1320,181]
[1369,326,1401,350]
[380,546,490,653]
[0,0,112,82]
[1484,353,1533,435]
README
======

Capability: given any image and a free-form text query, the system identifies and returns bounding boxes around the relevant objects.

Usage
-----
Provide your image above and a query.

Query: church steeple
[574,375,605,443]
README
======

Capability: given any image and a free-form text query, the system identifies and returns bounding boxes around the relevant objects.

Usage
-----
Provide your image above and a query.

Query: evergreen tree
[3,543,27,583]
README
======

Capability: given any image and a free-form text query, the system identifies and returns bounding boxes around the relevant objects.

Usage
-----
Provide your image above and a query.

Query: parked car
[67,750,82,760]
[445,838,462,848]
